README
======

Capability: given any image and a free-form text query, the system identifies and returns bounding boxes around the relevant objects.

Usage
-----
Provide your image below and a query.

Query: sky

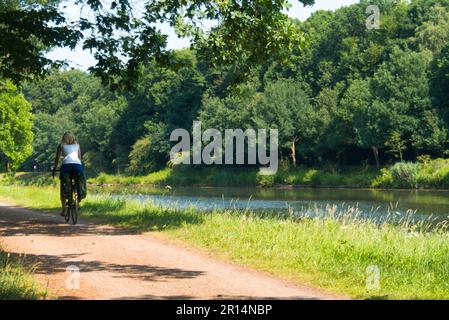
[46,0,360,70]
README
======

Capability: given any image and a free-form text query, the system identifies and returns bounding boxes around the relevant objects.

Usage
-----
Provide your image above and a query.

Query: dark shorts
[60,164,84,177]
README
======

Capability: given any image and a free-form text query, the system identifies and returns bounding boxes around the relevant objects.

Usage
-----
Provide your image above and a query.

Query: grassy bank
[0,250,47,300]
[6,158,449,190]
[1,184,448,299]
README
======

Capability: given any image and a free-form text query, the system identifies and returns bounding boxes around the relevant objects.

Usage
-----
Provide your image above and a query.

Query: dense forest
[5,0,449,174]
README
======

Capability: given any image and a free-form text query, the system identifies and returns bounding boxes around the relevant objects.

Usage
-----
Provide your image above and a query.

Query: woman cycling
[52,132,85,217]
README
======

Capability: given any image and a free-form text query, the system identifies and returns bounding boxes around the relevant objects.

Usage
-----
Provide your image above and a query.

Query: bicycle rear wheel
[71,191,79,225]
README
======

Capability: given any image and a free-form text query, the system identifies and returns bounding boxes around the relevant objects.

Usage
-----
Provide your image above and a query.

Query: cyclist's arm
[53,144,61,171]
[78,144,82,162]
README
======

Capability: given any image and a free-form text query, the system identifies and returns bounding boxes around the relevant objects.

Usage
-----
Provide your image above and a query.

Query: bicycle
[54,169,80,225]
[65,171,80,224]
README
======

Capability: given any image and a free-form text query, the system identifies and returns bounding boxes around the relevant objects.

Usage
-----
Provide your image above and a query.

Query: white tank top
[61,143,82,165]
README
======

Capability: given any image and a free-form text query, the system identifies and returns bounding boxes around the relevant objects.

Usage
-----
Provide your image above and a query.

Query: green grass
[0,250,48,300]
[7,158,449,189]
[1,184,449,299]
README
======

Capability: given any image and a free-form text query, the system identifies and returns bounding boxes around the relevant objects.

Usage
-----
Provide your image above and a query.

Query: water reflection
[92,186,449,224]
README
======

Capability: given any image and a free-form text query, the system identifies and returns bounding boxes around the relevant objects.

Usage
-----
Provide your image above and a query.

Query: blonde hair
[61,131,76,145]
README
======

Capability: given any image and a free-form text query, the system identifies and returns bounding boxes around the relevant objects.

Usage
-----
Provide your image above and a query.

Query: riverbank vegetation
[5,157,449,190]
[89,158,449,189]
[0,184,448,299]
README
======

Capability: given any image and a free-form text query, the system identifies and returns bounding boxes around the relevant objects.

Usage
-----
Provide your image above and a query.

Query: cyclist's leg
[72,164,85,202]
[59,165,70,216]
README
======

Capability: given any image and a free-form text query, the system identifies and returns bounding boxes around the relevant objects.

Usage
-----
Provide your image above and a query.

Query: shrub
[256,173,275,187]
[371,168,393,188]
[303,169,320,185]
[390,162,422,188]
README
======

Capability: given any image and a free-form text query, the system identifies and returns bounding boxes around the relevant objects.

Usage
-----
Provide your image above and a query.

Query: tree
[341,78,386,169]
[314,83,353,159]
[431,42,449,118]
[385,130,407,162]
[25,111,73,171]
[200,77,259,132]
[128,122,171,174]
[414,5,449,54]
[23,69,126,171]
[344,47,447,168]
[1,0,315,88]
[0,79,33,170]
[0,0,81,84]
[111,49,205,169]
[252,78,327,166]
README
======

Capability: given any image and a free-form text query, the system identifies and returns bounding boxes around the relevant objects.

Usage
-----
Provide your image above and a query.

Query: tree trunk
[372,146,380,169]
[399,150,403,162]
[291,138,297,167]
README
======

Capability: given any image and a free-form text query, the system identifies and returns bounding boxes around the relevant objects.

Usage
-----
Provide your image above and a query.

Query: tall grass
[0,184,448,299]
[0,250,47,300]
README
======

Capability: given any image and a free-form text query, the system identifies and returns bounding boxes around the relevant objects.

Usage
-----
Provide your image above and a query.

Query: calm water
[92,185,449,224]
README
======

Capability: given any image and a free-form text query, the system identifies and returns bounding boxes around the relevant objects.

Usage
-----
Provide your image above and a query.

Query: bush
[257,173,275,187]
[371,168,393,188]
[127,122,170,175]
[390,162,422,188]
[303,169,320,185]
[418,158,449,187]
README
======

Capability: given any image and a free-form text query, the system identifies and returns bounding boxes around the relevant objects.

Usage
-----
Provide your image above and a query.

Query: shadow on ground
[0,202,204,237]
[5,251,204,283]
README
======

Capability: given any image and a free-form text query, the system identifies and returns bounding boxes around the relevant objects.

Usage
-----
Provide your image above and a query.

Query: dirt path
[0,201,343,300]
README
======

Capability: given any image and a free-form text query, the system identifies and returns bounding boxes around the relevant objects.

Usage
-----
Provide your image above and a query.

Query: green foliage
[431,42,449,115]
[0,80,33,170]
[128,122,171,175]
[0,0,81,84]
[1,0,315,88]
[0,249,47,300]
[385,131,407,161]
[389,162,422,188]
[23,69,126,172]
[252,78,328,163]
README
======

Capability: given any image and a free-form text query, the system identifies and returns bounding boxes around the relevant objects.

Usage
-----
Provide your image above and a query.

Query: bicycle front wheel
[64,206,70,223]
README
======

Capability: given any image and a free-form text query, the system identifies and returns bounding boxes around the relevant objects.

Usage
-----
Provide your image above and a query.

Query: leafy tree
[111,49,205,169]
[341,78,386,168]
[17,0,449,173]
[431,42,449,118]
[1,0,315,88]
[0,0,81,84]
[414,5,449,53]
[0,79,33,170]
[24,111,73,171]
[128,122,171,174]
[314,83,352,160]
[252,78,327,166]
[385,130,407,162]
[344,47,446,168]
[200,78,259,132]
[23,69,126,171]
